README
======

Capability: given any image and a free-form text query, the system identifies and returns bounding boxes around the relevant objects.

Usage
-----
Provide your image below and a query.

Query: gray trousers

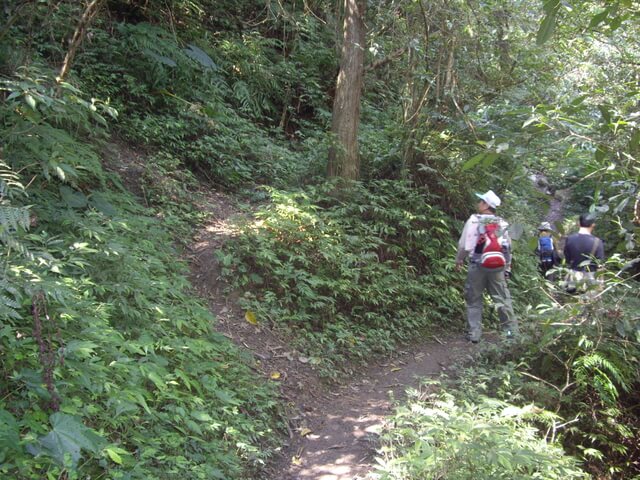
[465,263,518,341]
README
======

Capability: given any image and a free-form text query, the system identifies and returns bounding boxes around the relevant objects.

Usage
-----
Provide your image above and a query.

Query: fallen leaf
[299,428,313,437]
[270,371,281,380]
[298,356,309,364]
[390,367,402,372]
[245,311,258,325]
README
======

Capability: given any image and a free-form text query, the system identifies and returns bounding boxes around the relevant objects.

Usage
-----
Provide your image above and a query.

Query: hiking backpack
[475,220,506,269]
[538,236,555,264]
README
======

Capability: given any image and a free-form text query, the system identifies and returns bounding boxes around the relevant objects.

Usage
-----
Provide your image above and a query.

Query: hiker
[455,190,519,343]
[563,213,605,294]
[535,222,558,279]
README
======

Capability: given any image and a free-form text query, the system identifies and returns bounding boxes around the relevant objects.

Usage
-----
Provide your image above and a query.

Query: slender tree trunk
[402,0,430,176]
[57,0,104,86]
[402,29,420,176]
[327,0,366,180]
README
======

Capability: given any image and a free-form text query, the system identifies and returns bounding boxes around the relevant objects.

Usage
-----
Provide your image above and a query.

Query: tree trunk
[327,0,366,180]
[57,0,104,86]
[402,0,431,177]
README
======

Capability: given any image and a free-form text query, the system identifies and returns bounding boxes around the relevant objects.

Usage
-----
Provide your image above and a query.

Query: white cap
[538,222,553,231]
[475,190,501,209]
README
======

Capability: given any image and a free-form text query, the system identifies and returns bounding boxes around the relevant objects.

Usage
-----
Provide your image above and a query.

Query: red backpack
[476,220,506,269]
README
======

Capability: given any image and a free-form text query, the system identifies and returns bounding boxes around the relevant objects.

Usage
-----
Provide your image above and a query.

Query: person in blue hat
[455,190,518,343]
[535,222,559,280]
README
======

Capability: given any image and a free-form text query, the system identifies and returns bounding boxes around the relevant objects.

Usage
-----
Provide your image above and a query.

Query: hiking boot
[465,334,480,344]
[503,330,517,341]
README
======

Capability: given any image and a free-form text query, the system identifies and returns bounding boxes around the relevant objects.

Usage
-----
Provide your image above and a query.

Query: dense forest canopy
[1,0,639,478]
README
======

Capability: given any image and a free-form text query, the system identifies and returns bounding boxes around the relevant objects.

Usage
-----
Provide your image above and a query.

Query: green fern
[0,159,30,253]
[232,80,257,113]
[0,161,25,199]
[0,277,22,320]
[0,206,29,233]
[574,352,630,404]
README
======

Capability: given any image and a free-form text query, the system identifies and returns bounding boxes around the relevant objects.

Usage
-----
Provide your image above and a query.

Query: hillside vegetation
[1,1,639,479]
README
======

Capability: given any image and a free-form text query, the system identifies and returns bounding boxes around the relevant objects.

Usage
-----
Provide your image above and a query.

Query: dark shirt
[564,233,604,271]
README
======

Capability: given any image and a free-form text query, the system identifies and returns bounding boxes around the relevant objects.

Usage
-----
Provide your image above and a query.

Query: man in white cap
[455,190,518,343]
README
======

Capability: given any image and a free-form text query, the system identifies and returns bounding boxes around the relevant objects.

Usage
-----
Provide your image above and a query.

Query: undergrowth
[373,250,639,479]
[0,63,284,479]
[375,383,589,479]
[75,14,329,190]
[218,180,464,376]
[519,286,640,478]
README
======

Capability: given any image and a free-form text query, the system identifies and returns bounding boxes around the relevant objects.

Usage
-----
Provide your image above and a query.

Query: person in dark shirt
[563,213,605,293]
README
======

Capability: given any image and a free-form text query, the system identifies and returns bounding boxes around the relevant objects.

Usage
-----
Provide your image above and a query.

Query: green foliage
[26,413,106,468]
[0,159,30,254]
[467,278,640,477]
[0,276,22,321]
[74,18,318,189]
[3,0,639,477]
[1,179,284,480]
[0,66,283,479]
[376,387,588,479]
[219,180,463,374]
[0,64,116,187]
[537,0,561,45]
[122,108,307,188]
[138,150,206,235]
[528,291,640,476]
[60,0,340,192]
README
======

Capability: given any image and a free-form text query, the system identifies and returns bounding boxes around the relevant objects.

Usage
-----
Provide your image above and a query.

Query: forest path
[545,187,571,226]
[529,171,571,228]
[186,189,473,480]
[531,171,572,253]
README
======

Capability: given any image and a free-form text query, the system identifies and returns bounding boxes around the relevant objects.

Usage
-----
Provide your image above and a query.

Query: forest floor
[106,141,560,479]
[104,139,480,478]
[186,189,481,480]
[546,187,571,227]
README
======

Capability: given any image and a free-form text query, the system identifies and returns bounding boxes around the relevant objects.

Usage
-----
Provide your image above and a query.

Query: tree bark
[57,0,104,86]
[327,0,366,180]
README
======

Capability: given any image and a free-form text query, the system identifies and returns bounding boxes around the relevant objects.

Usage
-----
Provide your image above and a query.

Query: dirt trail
[270,337,470,480]
[533,173,571,252]
[187,190,472,480]
[546,188,571,226]
[529,170,571,228]
[102,140,473,478]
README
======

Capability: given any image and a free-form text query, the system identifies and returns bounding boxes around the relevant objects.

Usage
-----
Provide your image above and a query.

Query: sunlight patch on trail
[204,218,241,236]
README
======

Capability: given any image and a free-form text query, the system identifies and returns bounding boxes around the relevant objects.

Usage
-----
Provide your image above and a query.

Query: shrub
[0,65,283,480]
[375,388,589,480]
[219,180,463,375]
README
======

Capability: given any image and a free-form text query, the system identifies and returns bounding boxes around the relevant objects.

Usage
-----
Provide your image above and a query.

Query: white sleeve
[500,219,511,246]
[457,215,478,259]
